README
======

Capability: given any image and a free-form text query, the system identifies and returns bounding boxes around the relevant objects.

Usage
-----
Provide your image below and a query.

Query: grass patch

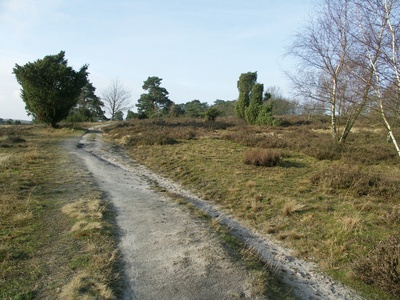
[0,124,119,299]
[104,117,400,299]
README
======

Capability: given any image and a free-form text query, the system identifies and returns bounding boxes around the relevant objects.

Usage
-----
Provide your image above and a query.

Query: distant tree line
[12,51,298,128]
[0,119,24,125]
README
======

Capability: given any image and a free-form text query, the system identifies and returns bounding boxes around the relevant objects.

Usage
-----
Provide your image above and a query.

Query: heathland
[104,116,400,300]
[1,116,399,299]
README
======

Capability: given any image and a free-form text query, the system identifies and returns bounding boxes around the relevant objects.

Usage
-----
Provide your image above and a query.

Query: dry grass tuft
[12,211,33,223]
[243,148,282,167]
[62,197,104,220]
[281,200,305,216]
[59,271,115,300]
[70,220,103,233]
[0,192,17,217]
[340,216,362,232]
[0,153,14,168]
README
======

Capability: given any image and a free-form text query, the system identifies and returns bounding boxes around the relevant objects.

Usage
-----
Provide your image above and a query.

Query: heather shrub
[255,134,287,148]
[6,135,26,143]
[310,165,400,198]
[0,135,27,148]
[353,235,400,298]
[312,141,343,160]
[223,129,287,149]
[243,149,282,167]
[341,145,397,164]
[143,133,177,145]
[118,132,177,146]
[286,129,343,160]
[310,165,361,193]
[370,176,400,198]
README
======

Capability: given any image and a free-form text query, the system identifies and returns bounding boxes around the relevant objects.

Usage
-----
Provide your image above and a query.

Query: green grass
[0,125,119,299]
[104,117,400,299]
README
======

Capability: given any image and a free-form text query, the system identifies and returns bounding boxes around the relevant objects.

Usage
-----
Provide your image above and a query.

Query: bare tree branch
[101,78,132,120]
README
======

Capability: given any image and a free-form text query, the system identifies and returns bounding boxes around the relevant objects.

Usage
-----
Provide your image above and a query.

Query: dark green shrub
[256,104,280,126]
[204,107,222,124]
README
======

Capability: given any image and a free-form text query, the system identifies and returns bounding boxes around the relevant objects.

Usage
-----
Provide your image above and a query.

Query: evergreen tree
[13,51,88,127]
[204,107,221,129]
[235,72,257,119]
[211,100,236,117]
[136,76,172,118]
[68,81,105,122]
[245,83,264,124]
[114,110,124,121]
[184,100,208,117]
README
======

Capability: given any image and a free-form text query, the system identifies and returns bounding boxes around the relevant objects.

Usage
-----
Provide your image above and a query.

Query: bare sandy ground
[66,128,363,300]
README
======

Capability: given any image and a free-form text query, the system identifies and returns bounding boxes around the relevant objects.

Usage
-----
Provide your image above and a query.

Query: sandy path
[66,128,363,300]
[67,129,273,300]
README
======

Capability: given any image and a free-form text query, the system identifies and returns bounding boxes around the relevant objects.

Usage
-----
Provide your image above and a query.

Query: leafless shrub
[243,149,282,167]
[353,235,400,298]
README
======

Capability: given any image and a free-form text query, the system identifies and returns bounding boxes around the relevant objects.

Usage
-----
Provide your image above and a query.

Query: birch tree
[358,0,400,156]
[288,0,400,148]
[288,0,354,141]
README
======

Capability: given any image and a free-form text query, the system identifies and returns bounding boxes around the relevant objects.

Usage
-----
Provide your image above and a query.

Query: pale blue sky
[0,0,315,120]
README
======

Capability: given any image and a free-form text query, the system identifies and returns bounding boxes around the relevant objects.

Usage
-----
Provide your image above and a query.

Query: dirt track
[65,128,363,300]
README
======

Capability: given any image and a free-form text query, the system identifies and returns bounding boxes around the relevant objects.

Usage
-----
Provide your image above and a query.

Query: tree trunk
[330,80,338,140]
[380,97,400,157]
[338,84,371,144]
